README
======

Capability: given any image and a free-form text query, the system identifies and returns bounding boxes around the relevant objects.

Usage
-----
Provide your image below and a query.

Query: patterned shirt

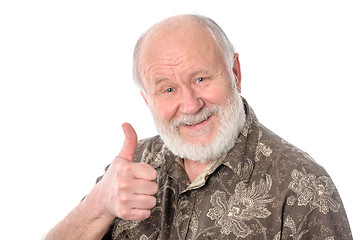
[100,98,352,240]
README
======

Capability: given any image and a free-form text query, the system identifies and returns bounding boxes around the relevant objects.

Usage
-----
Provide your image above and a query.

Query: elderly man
[46,14,352,239]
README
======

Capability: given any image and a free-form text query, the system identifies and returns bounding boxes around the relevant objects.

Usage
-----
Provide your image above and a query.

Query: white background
[0,0,360,239]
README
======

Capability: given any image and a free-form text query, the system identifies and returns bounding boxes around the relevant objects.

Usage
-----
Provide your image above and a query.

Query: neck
[183,159,210,183]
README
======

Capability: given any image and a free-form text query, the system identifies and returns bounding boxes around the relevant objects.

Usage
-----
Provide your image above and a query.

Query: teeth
[184,117,208,126]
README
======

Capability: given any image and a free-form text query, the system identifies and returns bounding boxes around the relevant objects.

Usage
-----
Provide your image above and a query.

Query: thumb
[117,122,138,161]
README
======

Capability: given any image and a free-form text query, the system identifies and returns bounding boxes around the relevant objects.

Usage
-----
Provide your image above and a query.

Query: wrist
[81,184,115,224]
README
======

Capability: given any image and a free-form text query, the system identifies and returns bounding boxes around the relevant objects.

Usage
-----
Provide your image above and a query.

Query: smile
[185,117,208,126]
[183,115,212,128]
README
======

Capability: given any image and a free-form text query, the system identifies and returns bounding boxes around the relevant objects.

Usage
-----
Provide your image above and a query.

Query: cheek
[200,85,231,106]
[151,98,179,123]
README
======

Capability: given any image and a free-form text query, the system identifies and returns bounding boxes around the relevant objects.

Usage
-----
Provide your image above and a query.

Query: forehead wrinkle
[146,53,187,70]
[143,54,188,79]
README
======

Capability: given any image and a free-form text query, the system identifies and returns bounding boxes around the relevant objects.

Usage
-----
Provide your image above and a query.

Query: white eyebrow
[189,69,209,79]
[154,77,170,86]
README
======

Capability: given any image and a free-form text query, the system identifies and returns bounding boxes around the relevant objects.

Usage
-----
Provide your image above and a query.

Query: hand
[88,123,158,221]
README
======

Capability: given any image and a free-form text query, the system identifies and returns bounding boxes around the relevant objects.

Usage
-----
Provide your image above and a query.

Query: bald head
[144,14,207,39]
[133,14,235,90]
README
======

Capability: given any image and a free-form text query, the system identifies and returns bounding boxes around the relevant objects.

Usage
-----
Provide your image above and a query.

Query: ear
[140,91,149,106]
[232,53,242,93]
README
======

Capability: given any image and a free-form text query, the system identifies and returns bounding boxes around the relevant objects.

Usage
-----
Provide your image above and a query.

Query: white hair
[132,14,235,91]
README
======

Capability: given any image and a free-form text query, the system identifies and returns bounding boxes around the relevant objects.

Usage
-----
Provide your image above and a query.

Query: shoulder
[257,123,327,176]
[252,123,340,210]
[255,123,344,214]
[255,125,352,239]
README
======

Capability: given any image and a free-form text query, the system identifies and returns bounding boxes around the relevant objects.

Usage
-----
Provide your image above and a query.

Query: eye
[196,77,205,83]
[165,88,174,93]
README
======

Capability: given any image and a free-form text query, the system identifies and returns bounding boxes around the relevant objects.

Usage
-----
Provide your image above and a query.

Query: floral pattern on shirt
[207,174,274,238]
[288,168,340,214]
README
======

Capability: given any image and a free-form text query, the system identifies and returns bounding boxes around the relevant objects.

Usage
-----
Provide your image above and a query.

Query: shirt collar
[221,97,259,183]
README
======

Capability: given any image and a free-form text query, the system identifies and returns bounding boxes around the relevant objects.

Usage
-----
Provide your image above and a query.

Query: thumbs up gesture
[86,123,158,221]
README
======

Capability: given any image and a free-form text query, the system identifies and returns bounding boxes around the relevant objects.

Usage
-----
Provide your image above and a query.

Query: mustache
[170,105,221,128]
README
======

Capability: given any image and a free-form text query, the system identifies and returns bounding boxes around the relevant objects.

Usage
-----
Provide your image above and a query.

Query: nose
[179,87,204,114]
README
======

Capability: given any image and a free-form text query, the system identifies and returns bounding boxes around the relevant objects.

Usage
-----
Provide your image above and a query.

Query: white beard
[150,88,245,163]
